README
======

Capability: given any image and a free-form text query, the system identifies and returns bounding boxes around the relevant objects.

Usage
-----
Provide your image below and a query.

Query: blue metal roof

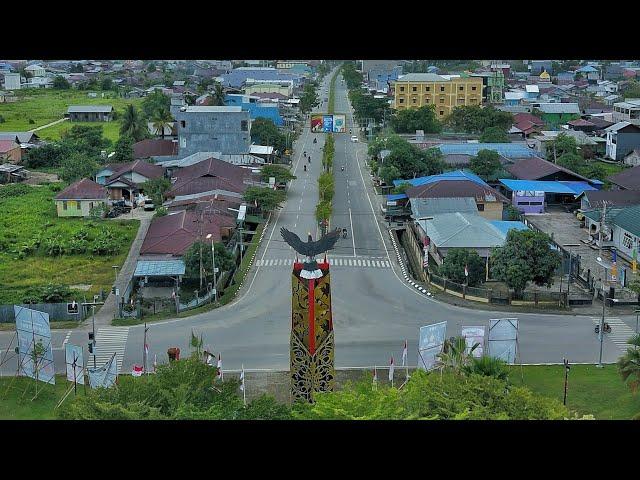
[134,260,186,277]
[393,169,488,187]
[577,65,598,73]
[387,193,408,201]
[489,221,530,237]
[437,143,538,158]
[498,179,598,195]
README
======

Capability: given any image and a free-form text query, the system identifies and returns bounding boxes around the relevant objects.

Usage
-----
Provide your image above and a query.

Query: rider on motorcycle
[342,228,347,238]
[303,164,307,172]
[341,166,344,172]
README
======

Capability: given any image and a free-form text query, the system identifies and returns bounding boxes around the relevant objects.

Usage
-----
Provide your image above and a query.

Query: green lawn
[0,376,85,420]
[37,120,123,143]
[512,364,640,420]
[0,184,139,305]
[0,89,142,141]
[594,160,627,177]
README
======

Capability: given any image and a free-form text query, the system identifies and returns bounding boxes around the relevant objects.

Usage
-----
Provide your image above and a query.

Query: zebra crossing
[255,257,391,269]
[591,317,636,352]
[93,327,130,374]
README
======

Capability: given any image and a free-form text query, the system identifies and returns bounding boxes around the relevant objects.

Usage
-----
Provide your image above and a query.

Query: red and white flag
[402,340,408,366]
[216,353,223,380]
[144,343,149,356]
[389,357,395,382]
[239,365,245,392]
[132,364,144,377]
[464,264,469,277]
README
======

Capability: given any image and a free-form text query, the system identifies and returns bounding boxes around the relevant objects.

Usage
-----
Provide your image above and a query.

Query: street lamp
[596,256,612,368]
[112,265,120,319]
[205,233,218,304]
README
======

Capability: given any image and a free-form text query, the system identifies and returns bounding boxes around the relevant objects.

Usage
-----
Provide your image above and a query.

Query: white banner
[461,326,485,358]
[15,306,55,385]
[417,321,447,371]
[87,353,118,389]
[65,344,85,385]
[488,318,518,364]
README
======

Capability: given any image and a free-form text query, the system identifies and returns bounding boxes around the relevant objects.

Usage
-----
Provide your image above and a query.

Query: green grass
[37,120,123,143]
[0,184,139,304]
[0,375,85,419]
[514,364,640,420]
[0,321,80,331]
[593,160,627,178]
[0,89,142,140]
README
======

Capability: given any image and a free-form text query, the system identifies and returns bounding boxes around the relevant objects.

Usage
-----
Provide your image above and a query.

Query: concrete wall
[0,303,88,323]
[615,131,640,161]
[176,109,251,156]
[56,199,105,217]
[478,201,504,220]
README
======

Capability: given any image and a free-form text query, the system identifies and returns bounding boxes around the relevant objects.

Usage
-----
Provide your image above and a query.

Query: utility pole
[199,208,204,290]
[563,358,570,406]
[143,322,149,375]
[82,301,104,369]
[598,201,607,260]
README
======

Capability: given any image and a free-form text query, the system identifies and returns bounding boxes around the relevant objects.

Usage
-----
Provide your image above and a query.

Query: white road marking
[349,207,356,257]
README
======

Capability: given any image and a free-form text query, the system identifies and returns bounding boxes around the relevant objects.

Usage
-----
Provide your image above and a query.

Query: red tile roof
[167,158,255,198]
[140,210,235,256]
[55,178,108,200]
[106,160,165,184]
[133,139,178,159]
[567,118,595,127]
[406,180,509,203]
[512,113,545,126]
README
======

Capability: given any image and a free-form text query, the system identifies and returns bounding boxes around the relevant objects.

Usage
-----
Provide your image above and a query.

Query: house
[582,205,640,262]
[576,65,600,83]
[0,131,41,146]
[175,106,251,157]
[498,179,598,214]
[410,197,478,220]
[567,118,598,132]
[224,93,283,126]
[506,156,601,185]
[395,170,510,220]
[133,139,178,160]
[624,149,640,167]
[67,105,114,122]
[0,139,22,163]
[504,90,527,106]
[166,157,257,202]
[612,99,640,125]
[0,91,18,103]
[243,79,294,98]
[607,164,640,190]
[556,72,575,85]
[437,143,539,160]
[577,189,640,211]
[532,130,606,158]
[529,61,553,75]
[54,178,108,217]
[534,103,581,126]
[415,212,528,266]
[605,122,640,161]
[220,68,302,89]
[0,163,27,184]
[25,64,46,77]
[96,160,165,204]
[510,112,545,138]
[3,73,21,90]
[140,209,236,257]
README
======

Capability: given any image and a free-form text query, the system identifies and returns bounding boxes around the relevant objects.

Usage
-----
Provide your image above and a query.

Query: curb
[388,230,432,297]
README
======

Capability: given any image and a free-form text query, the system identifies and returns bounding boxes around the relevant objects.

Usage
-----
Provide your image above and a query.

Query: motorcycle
[303,165,307,172]
[341,166,344,172]
[342,229,348,239]
[313,138,317,144]
[595,323,612,334]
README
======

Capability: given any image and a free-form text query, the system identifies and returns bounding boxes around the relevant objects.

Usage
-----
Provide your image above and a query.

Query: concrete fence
[0,303,87,323]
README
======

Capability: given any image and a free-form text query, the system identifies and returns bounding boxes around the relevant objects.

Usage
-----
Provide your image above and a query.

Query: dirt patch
[24,170,59,185]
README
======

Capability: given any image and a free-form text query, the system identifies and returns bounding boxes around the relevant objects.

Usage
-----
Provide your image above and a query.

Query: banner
[87,353,118,389]
[488,318,518,364]
[417,321,447,371]
[310,114,324,133]
[322,115,333,133]
[332,114,346,133]
[65,344,85,385]
[461,326,485,358]
[15,306,55,385]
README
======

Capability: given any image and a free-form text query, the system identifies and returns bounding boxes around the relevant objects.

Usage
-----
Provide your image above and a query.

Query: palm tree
[437,336,478,373]
[211,82,225,106]
[151,108,174,139]
[463,355,510,382]
[120,104,147,142]
[617,334,640,394]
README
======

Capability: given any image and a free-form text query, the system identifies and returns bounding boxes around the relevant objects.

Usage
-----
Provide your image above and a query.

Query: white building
[25,64,46,77]
[3,73,21,90]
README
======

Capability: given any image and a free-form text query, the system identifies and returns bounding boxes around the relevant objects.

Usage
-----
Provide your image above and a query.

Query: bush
[28,119,35,125]
[0,114,5,123]
[0,184,32,199]
[21,283,75,304]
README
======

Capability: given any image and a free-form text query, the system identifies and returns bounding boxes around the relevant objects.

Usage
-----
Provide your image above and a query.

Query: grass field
[511,364,640,420]
[0,376,85,419]
[0,89,143,141]
[594,160,627,178]
[37,120,123,143]
[0,184,139,305]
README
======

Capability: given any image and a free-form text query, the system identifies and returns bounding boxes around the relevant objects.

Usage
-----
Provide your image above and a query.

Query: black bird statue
[280,227,341,277]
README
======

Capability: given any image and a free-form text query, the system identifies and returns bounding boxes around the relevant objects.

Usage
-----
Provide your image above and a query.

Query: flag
[402,340,408,367]
[389,357,395,382]
[611,249,618,281]
[206,352,214,366]
[423,247,429,268]
[144,343,149,355]
[171,290,176,299]
[132,364,144,377]
[216,353,223,380]
[153,354,157,371]
[373,366,378,384]
[239,365,245,392]
[464,264,469,277]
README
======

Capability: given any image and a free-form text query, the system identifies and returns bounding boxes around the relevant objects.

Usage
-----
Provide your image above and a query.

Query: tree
[491,229,562,295]
[60,152,99,183]
[250,118,286,153]
[469,149,502,179]
[556,152,584,172]
[141,90,171,119]
[53,76,70,89]
[142,177,171,206]
[373,134,444,181]
[210,82,226,106]
[437,336,478,373]
[101,77,113,91]
[119,104,148,142]
[146,62,156,73]
[446,105,513,134]
[390,105,442,134]
[151,107,174,139]
[438,248,486,286]
[62,125,110,157]
[622,80,640,100]
[184,241,235,280]
[259,164,296,184]
[462,356,510,382]
[299,83,319,114]
[480,126,510,143]
[547,132,578,161]
[243,186,286,212]
[111,134,134,163]
[618,334,640,394]
[504,205,521,221]
[379,164,401,186]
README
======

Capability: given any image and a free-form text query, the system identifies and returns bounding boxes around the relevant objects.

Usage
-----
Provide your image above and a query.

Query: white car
[350,135,359,143]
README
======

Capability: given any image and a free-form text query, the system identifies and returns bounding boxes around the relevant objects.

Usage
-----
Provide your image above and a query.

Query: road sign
[67,301,79,315]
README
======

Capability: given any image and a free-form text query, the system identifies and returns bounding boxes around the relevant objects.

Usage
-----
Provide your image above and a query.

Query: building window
[472,86,477,91]
[412,98,417,104]
[623,232,635,249]
[180,120,186,128]
[440,97,445,104]
[412,86,417,92]
[440,86,445,92]
[459,86,464,91]
[241,120,248,131]
[439,110,445,116]
[425,86,431,92]
[477,203,485,211]
[399,98,404,104]
[400,86,405,92]
[63,201,67,210]
[180,137,186,148]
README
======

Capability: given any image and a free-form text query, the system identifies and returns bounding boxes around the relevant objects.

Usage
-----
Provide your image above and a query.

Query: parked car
[144,202,155,211]
[350,135,359,143]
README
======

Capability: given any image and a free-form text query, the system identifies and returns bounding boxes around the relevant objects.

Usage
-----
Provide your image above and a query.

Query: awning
[134,260,186,277]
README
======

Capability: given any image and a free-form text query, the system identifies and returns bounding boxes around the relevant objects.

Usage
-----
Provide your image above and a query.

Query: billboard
[461,326,485,358]
[65,344,85,385]
[332,114,346,133]
[488,318,519,364]
[417,321,447,371]
[87,353,118,389]
[310,114,347,133]
[15,306,55,385]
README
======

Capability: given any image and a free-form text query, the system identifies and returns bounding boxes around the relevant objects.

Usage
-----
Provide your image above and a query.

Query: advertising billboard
[65,344,85,385]
[461,326,485,358]
[15,306,55,385]
[417,321,447,371]
[310,114,324,133]
[322,115,333,133]
[332,114,346,133]
[488,318,518,364]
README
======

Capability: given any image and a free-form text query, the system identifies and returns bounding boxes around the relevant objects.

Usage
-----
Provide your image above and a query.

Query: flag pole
[242,364,246,406]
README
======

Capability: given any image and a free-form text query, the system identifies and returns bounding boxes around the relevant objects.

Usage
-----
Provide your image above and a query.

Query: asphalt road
[1,69,634,377]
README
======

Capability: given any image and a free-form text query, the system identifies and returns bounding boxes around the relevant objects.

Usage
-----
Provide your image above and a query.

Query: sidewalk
[85,213,153,329]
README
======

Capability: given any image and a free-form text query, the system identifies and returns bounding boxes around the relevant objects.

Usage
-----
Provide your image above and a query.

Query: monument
[280,227,340,402]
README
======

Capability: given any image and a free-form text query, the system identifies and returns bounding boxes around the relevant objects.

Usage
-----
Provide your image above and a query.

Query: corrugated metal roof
[395,73,449,82]
[67,105,113,113]
[536,103,580,114]
[437,143,538,158]
[183,106,242,113]
[411,197,477,219]
[489,221,529,237]
[498,179,598,195]
[387,193,408,201]
[420,212,507,248]
[393,169,488,187]
[134,260,186,277]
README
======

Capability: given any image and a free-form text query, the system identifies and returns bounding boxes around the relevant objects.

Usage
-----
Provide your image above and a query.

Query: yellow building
[539,69,551,82]
[392,73,484,118]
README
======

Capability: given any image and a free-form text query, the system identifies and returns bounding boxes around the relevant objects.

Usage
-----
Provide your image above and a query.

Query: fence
[0,303,88,323]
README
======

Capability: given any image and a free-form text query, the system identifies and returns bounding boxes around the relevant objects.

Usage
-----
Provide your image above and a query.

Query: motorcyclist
[342,228,347,238]
[303,151,307,158]
[308,157,311,164]
[341,166,344,172]
[303,164,307,172]
[313,138,317,144]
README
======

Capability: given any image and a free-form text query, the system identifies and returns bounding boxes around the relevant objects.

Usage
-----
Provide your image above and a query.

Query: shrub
[44,236,66,256]
[28,119,35,125]
[0,184,32,199]
[21,283,75,304]
[0,114,5,123]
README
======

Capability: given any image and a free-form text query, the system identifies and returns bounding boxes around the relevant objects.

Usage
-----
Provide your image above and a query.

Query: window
[180,137,186,148]
[440,97,445,104]
[241,120,248,131]
[517,201,530,206]
[477,204,485,211]
[440,86,445,92]
[623,232,635,249]
[180,120,186,128]
[399,98,404,104]
[439,110,445,116]
[425,86,431,92]
[459,86,464,91]
[412,86,417,92]
[400,86,405,92]
[63,201,67,210]
[530,201,543,206]
[472,86,477,91]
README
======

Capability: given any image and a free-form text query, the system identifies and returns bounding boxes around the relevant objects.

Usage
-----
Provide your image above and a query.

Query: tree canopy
[491,229,562,294]
[469,149,502,179]
[183,240,235,280]
[111,134,134,163]
[390,105,442,134]
[480,126,510,143]
[446,105,514,134]
[250,118,287,153]
[436,248,486,286]
[243,186,286,212]
[259,164,296,184]
[60,152,99,183]
[299,83,319,114]
[141,89,171,120]
[53,76,70,89]
[369,134,444,184]
[120,104,148,142]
